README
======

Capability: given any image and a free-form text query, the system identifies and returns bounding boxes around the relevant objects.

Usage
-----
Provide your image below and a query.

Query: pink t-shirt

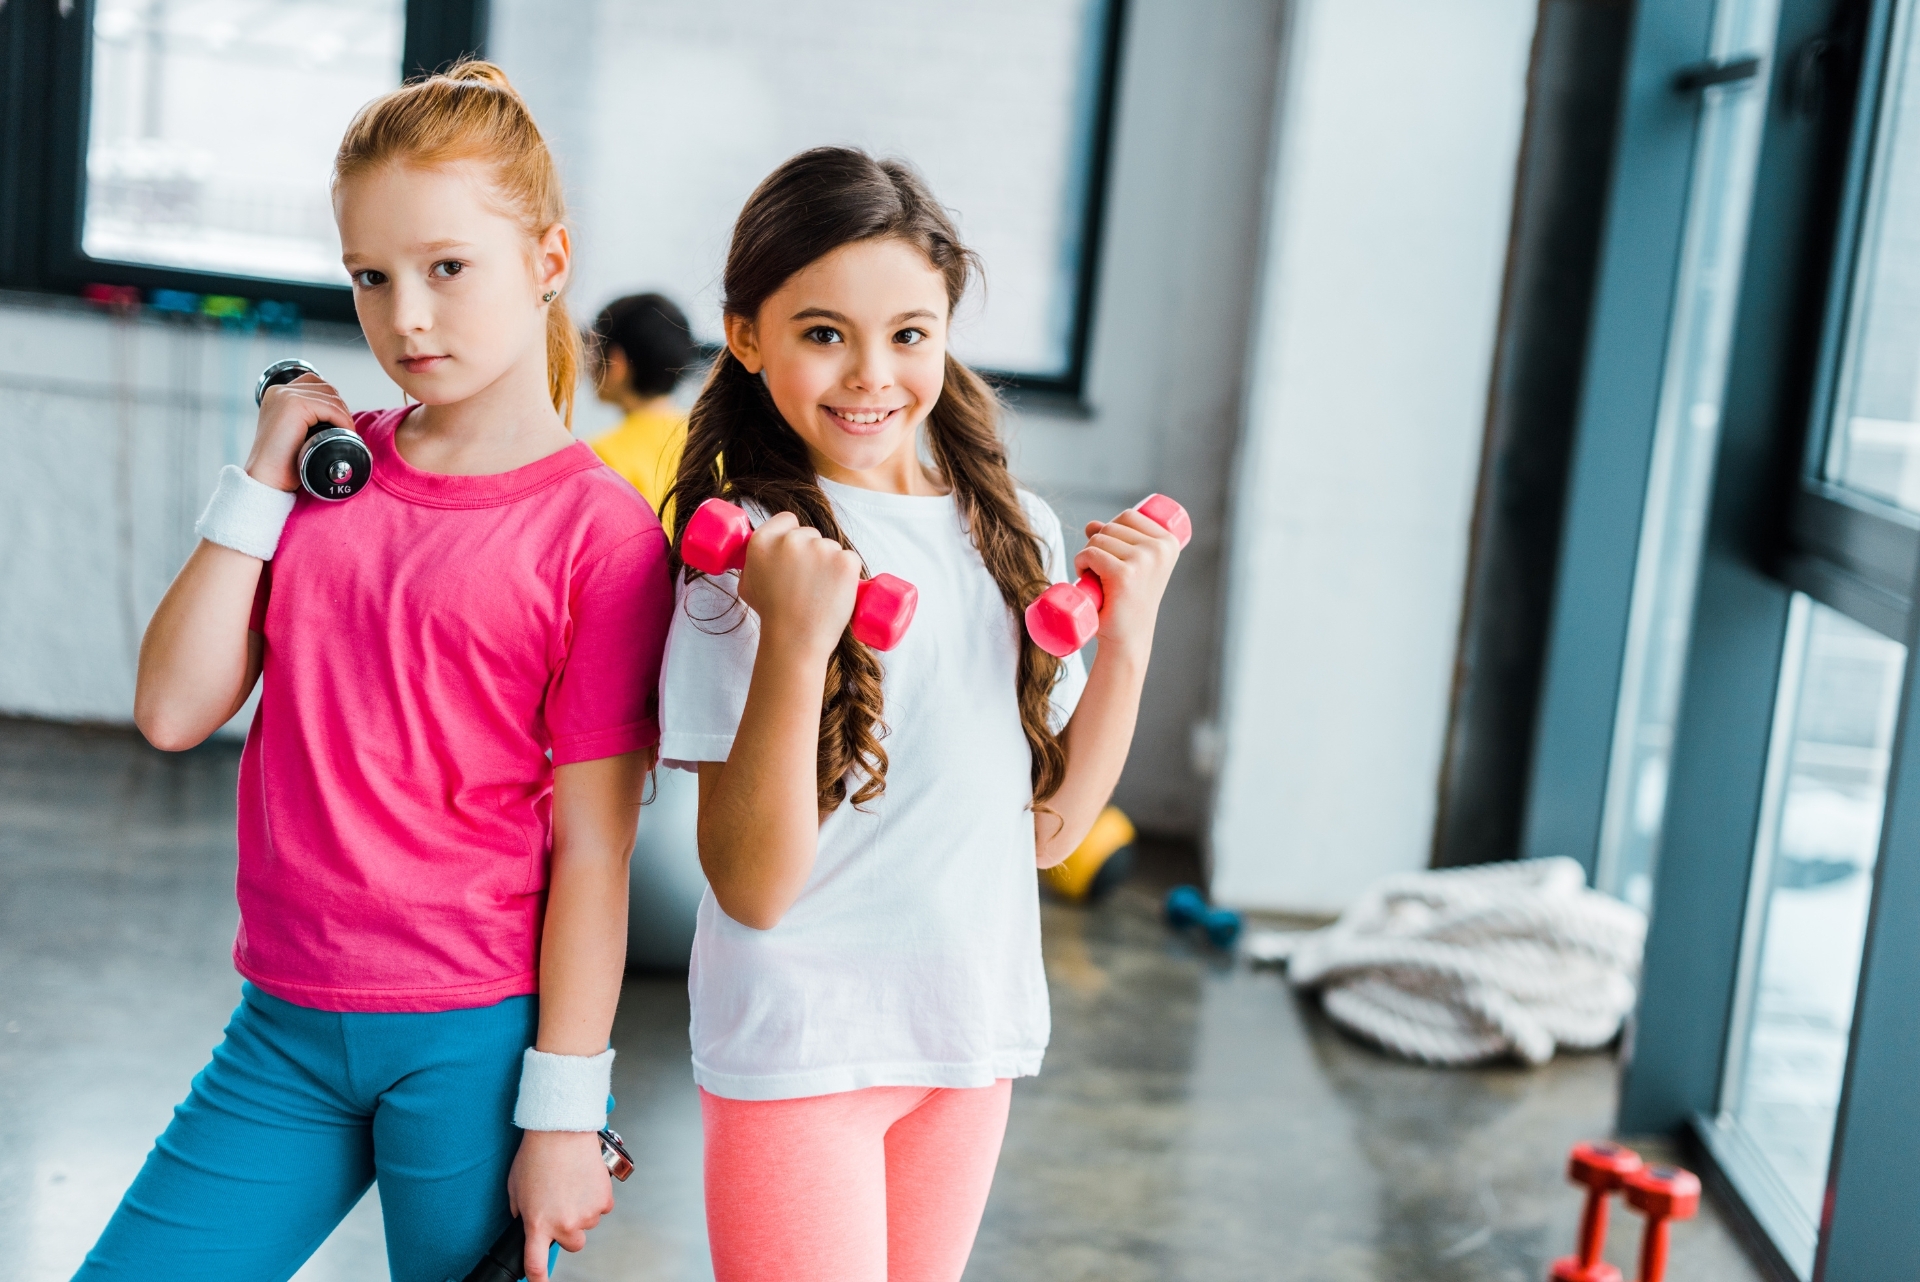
[235,407,672,1013]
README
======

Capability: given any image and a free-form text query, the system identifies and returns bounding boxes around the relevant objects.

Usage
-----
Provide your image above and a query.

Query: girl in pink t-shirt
[78,64,669,1282]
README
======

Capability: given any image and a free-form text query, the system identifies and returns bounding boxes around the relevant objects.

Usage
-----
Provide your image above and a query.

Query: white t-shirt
[659,478,1087,1100]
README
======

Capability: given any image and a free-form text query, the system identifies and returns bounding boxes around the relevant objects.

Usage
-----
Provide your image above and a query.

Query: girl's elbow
[133,697,207,753]
[733,903,787,932]
[711,883,787,931]
[700,859,791,930]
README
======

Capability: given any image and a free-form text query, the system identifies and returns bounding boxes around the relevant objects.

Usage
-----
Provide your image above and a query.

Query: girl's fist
[246,373,351,494]
[737,512,864,661]
[1077,507,1182,656]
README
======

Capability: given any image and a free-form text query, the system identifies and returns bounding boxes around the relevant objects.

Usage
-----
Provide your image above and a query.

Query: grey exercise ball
[627,764,707,971]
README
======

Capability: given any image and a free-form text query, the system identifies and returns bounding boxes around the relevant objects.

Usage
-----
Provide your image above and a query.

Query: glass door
[1676,0,1920,1273]
[1593,0,1783,912]
[1706,598,1905,1276]
[1588,0,1920,1271]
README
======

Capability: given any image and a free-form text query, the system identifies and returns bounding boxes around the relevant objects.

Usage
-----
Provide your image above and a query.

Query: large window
[1542,0,1920,1274]
[82,0,404,285]
[489,0,1122,388]
[0,0,492,318]
[1591,0,1781,913]
[1824,0,1920,511]
[1709,597,1904,1275]
[0,0,1122,390]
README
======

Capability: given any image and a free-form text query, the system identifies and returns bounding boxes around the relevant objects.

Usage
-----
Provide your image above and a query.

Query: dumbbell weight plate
[299,428,372,502]
[254,359,371,503]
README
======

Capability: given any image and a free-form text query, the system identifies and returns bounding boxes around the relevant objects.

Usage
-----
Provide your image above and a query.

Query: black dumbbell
[255,358,372,501]
[461,1128,634,1281]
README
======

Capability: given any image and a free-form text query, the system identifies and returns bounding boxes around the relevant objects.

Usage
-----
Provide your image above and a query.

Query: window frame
[0,0,1129,397]
[1524,0,1920,1274]
[0,0,498,324]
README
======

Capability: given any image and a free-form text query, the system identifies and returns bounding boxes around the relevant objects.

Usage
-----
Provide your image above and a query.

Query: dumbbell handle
[1575,1184,1611,1272]
[681,497,918,652]
[1024,494,1191,658]
[1637,1216,1672,1282]
[461,1129,632,1281]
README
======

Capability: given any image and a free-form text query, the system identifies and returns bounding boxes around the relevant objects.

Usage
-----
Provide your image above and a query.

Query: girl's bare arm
[134,375,351,751]
[135,547,267,751]
[694,513,862,930]
[510,748,650,1269]
[1035,511,1183,868]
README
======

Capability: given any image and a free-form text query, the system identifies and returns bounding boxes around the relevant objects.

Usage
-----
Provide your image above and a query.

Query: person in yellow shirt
[588,293,696,523]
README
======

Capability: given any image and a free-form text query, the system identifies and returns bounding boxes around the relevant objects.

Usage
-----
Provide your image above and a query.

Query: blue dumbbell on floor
[1165,885,1242,949]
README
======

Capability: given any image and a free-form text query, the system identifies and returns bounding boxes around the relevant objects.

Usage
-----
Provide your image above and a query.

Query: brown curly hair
[666,147,1068,816]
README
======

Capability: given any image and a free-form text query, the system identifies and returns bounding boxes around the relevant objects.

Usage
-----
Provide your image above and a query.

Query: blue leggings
[75,983,537,1282]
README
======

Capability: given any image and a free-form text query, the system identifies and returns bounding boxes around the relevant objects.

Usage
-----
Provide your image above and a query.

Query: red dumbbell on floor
[1624,1163,1700,1282]
[1549,1141,1644,1282]
[681,497,920,651]
[1024,493,1192,657]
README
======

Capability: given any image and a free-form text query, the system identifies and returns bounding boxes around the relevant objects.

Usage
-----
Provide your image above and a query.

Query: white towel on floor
[1254,857,1647,1067]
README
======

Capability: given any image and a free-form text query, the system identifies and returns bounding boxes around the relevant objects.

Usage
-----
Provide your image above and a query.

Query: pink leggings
[700,1079,1013,1282]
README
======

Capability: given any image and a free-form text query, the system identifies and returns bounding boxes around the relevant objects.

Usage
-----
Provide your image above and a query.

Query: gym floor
[0,717,1766,1282]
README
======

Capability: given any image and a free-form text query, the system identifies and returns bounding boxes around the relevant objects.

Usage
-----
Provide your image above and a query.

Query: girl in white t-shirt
[658,147,1182,1282]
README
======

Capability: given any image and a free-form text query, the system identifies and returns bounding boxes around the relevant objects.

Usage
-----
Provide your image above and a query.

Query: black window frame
[0,0,487,324]
[0,0,1128,399]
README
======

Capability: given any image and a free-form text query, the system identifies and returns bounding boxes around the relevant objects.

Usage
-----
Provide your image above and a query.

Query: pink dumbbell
[681,497,919,651]
[1023,493,1191,657]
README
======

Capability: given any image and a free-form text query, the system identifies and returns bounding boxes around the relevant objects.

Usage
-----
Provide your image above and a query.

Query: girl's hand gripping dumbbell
[682,497,919,651]
[252,358,373,501]
[463,1129,634,1282]
[1025,494,1191,657]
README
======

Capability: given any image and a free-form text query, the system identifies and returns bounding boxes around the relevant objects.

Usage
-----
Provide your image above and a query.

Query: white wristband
[195,465,297,561]
[513,1047,615,1132]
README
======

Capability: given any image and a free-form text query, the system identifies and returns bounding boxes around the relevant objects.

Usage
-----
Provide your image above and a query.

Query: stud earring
[541,290,557,303]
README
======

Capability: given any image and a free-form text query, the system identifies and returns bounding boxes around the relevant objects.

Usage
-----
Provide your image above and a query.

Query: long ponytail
[547,298,580,427]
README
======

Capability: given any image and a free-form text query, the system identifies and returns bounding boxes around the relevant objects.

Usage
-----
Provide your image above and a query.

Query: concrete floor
[0,718,1767,1281]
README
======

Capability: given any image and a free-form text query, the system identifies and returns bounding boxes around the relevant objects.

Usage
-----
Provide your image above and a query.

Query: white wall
[0,298,398,733]
[1209,0,1538,912]
[1007,0,1286,833]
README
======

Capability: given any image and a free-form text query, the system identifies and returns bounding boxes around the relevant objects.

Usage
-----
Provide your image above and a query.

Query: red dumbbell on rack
[1623,1163,1700,1282]
[1549,1141,1644,1282]
[1023,493,1192,657]
[681,497,919,652]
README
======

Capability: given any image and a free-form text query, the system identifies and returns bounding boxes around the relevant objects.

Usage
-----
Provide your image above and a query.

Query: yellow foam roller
[1042,805,1137,902]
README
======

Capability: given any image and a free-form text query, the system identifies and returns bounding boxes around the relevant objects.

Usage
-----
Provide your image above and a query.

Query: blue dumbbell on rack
[1165,885,1242,949]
